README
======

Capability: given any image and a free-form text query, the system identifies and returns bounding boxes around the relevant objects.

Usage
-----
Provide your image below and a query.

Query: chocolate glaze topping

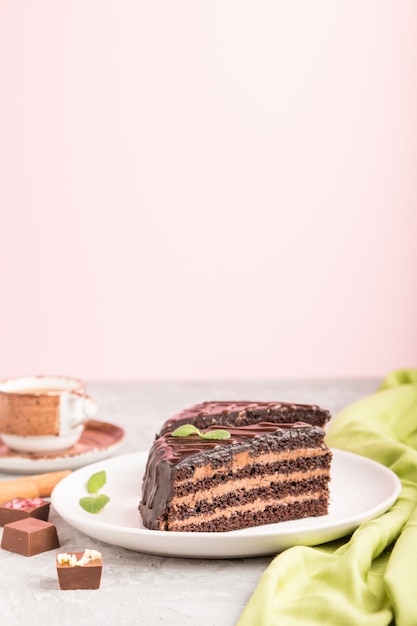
[159,400,331,435]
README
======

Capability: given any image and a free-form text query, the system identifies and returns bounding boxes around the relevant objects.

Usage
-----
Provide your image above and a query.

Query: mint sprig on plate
[171,424,231,440]
[79,470,110,514]
[79,494,110,514]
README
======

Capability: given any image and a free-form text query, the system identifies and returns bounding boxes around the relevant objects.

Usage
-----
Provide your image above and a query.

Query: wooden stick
[0,470,71,502]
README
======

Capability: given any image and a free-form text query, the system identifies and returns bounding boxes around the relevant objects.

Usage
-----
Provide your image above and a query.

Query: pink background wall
[1,2,416,381]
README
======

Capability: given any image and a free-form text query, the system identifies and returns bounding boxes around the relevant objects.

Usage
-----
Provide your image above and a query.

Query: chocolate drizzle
[161,422,321,465]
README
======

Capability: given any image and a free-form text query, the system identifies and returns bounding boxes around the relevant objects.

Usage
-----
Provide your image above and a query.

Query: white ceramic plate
[51,449,401,559]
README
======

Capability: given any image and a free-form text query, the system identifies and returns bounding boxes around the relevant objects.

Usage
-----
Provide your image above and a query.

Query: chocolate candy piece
[56,550,103,589]
[1,517,59,556]
[0,497,50,527]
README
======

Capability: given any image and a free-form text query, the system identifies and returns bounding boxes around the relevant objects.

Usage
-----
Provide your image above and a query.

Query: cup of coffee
[0,376,97,453]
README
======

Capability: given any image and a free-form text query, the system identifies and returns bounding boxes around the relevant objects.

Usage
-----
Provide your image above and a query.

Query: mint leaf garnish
[171,423,231,440]
[172,424,201,437]
[80,470,110,514]
[79,494,110,514]
[200,429,231,440]
[86,470,107,494]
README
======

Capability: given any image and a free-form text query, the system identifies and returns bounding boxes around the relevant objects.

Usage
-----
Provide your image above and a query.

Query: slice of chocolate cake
[139,422,332,532]
[159,401,331,436]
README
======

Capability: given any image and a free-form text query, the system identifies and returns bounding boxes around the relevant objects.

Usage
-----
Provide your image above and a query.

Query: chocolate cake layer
[159,401,331,435]
[139,421,332,532]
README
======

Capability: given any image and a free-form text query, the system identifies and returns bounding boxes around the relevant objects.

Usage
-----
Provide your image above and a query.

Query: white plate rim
[51,448,402,558]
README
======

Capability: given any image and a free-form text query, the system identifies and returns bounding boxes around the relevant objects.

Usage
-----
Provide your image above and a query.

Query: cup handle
[67,390,98,425]
[82,394,98,419]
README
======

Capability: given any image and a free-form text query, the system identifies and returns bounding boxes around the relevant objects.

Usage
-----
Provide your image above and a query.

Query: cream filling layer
[184,447,330,482]
[167,491,326,528]
[174,468,329,508]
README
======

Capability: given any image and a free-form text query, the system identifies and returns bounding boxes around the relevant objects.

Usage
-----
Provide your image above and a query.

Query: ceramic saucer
[0,420,125,474]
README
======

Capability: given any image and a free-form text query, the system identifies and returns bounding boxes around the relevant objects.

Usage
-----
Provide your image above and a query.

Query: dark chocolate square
[1,517,59,556]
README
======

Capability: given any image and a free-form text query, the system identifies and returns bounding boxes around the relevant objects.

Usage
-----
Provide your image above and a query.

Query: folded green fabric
[237,370,417,626]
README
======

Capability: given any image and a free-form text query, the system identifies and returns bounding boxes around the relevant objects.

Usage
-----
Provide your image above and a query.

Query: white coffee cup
[0,375,97,453]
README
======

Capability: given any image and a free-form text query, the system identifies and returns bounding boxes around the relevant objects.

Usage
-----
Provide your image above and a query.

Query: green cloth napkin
[237,369,417,626]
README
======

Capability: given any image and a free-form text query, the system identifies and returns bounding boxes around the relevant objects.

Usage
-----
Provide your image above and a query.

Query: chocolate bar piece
[1,517,59,556]
[56,550,103,589]
[0,497,50,527]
